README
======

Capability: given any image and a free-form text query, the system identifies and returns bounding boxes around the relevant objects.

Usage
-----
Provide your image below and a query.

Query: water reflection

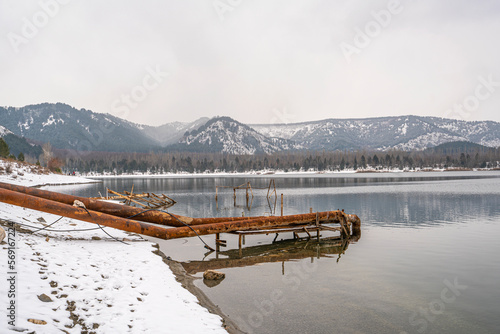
[56,172,500,334]
[182,236,355,278]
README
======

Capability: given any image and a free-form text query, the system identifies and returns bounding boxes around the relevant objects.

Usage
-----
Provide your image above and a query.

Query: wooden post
[281,193,284,216]
[316,212,320,241]
[310,207,313,214]
[246,184,249,208]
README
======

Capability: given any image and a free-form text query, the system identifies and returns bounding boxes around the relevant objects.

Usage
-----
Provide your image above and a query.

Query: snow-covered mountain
[0,125,12,137]
[2,103,500,154]
[0,103,209,152]
[141,117,209,146]
[0,103,161,152]
[250,116,500,151]
[169,117,300,154]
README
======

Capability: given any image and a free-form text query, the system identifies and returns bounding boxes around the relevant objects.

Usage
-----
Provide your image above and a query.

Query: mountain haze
[141,117,209,146]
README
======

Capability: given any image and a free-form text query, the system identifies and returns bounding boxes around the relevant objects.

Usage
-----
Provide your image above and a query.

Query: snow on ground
[0,159,94,187]
[0,204,226,333]
[0,162,227,333]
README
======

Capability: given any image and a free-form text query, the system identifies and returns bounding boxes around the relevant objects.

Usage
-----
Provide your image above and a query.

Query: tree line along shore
[2,139,499,175]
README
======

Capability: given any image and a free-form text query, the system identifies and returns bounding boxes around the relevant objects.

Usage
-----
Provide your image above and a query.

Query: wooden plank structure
[0,182,361,249]
[90,187,176,210]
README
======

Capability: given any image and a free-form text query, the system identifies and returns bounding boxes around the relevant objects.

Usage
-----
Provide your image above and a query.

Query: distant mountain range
[250,116,500,151]
[1,103,500,155]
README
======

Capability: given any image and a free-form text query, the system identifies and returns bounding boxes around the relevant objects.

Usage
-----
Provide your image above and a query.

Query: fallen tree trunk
[0,182,361,234]
[0,182,257,227]
[158,210,347,239]
[0,187,359,240]
[0,187,173,239]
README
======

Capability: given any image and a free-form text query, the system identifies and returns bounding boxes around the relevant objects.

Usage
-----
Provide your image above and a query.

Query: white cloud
[1,0,499,125]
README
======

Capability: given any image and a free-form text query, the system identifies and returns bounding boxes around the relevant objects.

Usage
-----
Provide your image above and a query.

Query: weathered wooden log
[0,182,256,227]
[159,210,346,239]
[0,187,353,240]
[0,187,174,239]
[0,182,362,234]
[345,214,361,237]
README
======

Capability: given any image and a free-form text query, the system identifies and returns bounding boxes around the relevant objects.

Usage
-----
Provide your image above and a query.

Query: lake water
[57,171,500,334]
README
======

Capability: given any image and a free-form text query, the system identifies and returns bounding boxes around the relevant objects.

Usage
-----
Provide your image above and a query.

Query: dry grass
[0,158,51,176]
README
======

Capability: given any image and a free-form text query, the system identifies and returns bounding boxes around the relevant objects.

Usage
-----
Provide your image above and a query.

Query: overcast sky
[1,0,500,126]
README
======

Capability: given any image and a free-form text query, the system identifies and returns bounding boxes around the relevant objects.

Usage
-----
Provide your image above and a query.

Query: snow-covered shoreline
[0,159,98,187]
[79,167,500,179]
[0,160,230,333]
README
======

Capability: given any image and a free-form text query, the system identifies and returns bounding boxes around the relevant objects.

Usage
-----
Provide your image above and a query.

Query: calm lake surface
[56,171,500,334]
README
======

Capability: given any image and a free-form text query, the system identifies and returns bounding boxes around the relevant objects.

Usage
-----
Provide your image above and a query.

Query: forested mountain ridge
[250,115,500,151]
[0,103,158,152]
[1,103,500,155]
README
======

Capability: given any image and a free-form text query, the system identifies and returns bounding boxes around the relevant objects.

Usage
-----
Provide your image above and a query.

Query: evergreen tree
[340,157,345,170]
[17,152,25,162]
[0,138,10,157]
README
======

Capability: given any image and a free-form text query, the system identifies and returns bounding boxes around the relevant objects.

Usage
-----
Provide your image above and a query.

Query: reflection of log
[182,237,349,274]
